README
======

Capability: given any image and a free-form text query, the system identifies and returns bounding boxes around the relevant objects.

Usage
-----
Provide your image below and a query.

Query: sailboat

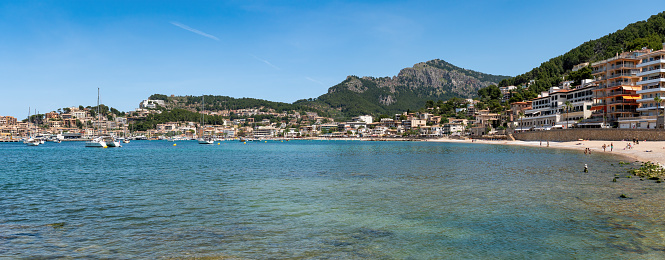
[122,122,131,143]
[85,88,108,148]
[198,95,215,144]
[24,107,40,146]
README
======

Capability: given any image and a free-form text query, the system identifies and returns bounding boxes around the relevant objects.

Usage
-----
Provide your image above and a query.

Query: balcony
[636,68,665,77]
[607,81,636,88]
[636,77,665,86]
[636,86,665,94]
[592,68,606,74]
[607,73,636,79]
[607,109,638,114]
[637,58,665,68]
[618,115,657,120]
[637,106,663,111]
[595,91,639,98]
[607,100,639,105]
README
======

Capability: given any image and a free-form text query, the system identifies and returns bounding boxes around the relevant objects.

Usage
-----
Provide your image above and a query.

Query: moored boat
[198,136,215,144]
[25,138,40,146]
[104,136,121,148]
[85,137,107,148]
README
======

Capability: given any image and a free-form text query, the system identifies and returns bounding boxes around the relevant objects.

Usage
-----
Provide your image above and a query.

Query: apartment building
[474,110,501,127]
[521,86,594,129]
[561,85,594,127]
[0,116,17,126]
[621,47,665,128]
[589,50,649,126]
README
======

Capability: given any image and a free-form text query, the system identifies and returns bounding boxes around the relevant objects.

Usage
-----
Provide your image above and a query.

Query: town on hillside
[2,46,665,141]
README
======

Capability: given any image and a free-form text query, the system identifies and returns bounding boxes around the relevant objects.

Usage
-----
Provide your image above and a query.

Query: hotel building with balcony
[622,47,665,128]
[519,85,594,130]
[588,50,650,127]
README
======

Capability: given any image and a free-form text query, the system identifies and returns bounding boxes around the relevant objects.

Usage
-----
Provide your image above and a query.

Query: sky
[1,0,664,119]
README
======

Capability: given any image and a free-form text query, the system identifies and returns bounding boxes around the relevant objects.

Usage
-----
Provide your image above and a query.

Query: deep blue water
[2,140,665,259]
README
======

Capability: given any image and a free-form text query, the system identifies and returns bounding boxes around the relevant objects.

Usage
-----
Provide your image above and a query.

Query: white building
[522,86,594,129]
[253,126,277,138]
[622,47,665,128]
[139,99,166,109]
[355,115,373,124]
[443,123,465,135]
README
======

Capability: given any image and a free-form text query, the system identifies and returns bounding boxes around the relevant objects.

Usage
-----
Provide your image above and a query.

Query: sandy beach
[429,138,665,166]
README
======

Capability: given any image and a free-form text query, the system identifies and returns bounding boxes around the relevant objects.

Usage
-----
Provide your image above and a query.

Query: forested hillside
[296,59,509,118]
[499,12,665,100]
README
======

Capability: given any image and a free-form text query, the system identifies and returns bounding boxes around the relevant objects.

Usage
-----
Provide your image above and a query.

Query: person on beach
[602,144,606,152]
[547,141,549,147]
[611,143,613,152]
[584,148,587,155]
[584,164,588,173]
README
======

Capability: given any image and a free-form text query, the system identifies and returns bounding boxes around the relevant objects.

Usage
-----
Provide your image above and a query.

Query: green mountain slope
[499,12,665,96]
[296,59,509,118]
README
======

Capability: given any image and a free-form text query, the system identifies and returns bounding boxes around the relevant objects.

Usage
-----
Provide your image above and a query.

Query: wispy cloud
[250,54,280,70]
[305,76,324,85]
[170,21,220,41]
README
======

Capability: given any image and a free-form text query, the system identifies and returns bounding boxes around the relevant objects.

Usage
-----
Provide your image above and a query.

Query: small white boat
[85,137,107,148]
[123,139,130,144]
[25,138,40,146]
[198,137,215,144]
[104,137,121,148]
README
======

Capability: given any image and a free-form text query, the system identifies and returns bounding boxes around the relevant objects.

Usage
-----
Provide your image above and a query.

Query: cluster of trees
[148,93,329,118]
[475,85,505,113]
[499,12,665,100]
[128,108,296,132]
[419,97,471,121]
[182,95,324,115]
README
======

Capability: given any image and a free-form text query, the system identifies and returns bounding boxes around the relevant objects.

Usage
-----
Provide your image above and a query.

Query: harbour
[2,140,665,258]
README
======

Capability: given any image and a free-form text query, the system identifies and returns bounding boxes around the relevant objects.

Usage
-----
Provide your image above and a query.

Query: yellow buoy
[243,142,246,144]
[173,143,176,146]
[265,141,267,143]
[217,143,220,145]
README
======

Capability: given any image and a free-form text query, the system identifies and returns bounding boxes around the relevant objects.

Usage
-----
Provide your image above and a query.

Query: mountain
[296,59,509,118]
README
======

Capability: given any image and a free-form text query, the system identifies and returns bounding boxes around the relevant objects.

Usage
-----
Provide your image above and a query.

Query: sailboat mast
[201,95,204,138]
[97,88,100,135]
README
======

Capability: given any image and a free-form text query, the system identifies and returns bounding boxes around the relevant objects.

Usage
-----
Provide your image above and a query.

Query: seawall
[513,129,665,141]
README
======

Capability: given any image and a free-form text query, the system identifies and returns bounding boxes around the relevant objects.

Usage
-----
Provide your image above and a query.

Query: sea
[2,140,665,259]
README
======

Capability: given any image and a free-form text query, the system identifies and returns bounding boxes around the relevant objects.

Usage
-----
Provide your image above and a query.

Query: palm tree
[518,111,525,132]
[564,101,573,129]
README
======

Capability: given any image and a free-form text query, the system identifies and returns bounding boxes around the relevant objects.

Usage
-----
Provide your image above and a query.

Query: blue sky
[1,0,664,118]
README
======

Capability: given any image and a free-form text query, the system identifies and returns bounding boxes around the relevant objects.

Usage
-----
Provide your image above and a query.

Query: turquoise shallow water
[2,140,665,258]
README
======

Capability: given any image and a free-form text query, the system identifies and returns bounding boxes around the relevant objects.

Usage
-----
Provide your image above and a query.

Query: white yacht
[104,136,121,148]
[25,138,40,146]
[85,136,107,148]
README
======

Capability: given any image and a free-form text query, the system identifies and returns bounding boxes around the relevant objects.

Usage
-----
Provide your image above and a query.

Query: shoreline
[429,137,665,166]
